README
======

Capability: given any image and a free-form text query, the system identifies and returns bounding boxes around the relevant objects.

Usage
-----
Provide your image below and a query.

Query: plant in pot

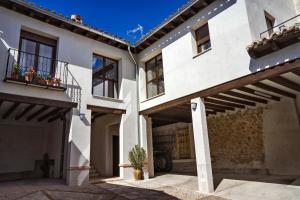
[128,145,146,180]
[11,63,21,80]
[24,66,36,82]
[52,77,61,87]
[46,74,52,85]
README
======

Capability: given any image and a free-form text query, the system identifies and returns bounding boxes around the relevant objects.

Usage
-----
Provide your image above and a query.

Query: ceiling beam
[27,106,50,121]
[38,108,63,122]
[212,94,256,106]
[206,110,217,115]
[236,87,280,101]
[252,82,296,98]
[205,102,235,111]
[15,104,35,120]
[48,109,69,123]
[204,98,245,109]
[205,107,226,113]
[292,69,300,76]
[269,76,300,92]
[2,102,20,119]
[223,91,268,104]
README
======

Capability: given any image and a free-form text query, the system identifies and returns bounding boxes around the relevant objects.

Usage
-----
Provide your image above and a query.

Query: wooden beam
[205,102,235,111]
[27,106,50,121]
[38,108,63,122]
[87,104,126,115]
[204,98,245,109]
[2,102,20,119]
[206,110,217,115]
[292,69,300,76]
[0,93,77,108]
[269,76,300,92]
[223,91,268,104]
[252,82,296,98]
[212,94,256,106]
[0,100,3,109]
[15,104,35,120]
[236,87,280,101]
[140,58,300,115]
[48,109,69,123]
[205,107,225,113]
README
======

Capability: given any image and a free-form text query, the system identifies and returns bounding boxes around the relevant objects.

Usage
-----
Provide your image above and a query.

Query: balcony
[248,14,300,58]
[4,48,72,91]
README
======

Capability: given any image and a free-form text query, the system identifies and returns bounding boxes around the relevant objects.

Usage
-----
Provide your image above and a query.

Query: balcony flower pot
[11,63,20,80]
[52,78,61,87]
[128,145,146,181]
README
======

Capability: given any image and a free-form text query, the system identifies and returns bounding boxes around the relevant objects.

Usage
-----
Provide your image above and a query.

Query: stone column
[191,97,214,193]
[140,115,154,178]
[66,110,91,186]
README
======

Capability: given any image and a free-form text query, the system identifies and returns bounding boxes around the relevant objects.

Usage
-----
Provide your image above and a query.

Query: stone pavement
[0,179,225,200]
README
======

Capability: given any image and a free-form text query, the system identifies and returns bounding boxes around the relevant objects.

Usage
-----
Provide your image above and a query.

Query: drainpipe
[127,45,141,146]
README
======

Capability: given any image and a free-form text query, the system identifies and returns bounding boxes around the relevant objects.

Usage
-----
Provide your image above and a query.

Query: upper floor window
[92,54,118,98]
[195,23,211,54]
[264,11,275,36]
[19,30,57,76]
[145,54,165,99]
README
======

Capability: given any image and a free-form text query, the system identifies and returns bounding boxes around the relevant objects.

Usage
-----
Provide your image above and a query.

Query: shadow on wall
[141,0,237,57]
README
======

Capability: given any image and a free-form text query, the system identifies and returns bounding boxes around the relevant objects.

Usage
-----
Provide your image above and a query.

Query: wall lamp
[79,113,85,120]
[191,102,197,111]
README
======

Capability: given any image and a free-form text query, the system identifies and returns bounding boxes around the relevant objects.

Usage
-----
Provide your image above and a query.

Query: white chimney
[71,14,83,24]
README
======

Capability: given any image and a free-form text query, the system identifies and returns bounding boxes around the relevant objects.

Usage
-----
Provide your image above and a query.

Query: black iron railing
[5,48,82,106]
[260,14,300,38]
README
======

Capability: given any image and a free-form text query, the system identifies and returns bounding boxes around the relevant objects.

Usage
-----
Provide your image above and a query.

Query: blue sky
[29,0,189,43]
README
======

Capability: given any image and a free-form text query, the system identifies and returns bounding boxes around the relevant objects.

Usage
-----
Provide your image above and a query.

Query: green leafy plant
[128,145,146,170]
[12,63,20,74]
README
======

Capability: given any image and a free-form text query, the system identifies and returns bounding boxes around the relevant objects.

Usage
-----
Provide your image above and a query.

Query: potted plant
[24,66,36,82]
[46,74,52,85]
[11,63,20,80]
[52,77,61,87]
[128,145,146,180]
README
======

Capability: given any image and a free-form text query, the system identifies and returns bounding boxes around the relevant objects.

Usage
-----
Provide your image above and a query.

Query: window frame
[18,30,57,76]
[92,53,119,98]
[145,53,165,99]
[195,23,211,54]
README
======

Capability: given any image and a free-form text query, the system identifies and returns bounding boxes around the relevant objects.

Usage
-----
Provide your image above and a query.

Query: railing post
[5,48,11,80]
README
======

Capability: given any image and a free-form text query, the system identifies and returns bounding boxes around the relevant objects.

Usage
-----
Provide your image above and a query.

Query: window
[92,54,118,98]
[195,23,211,54]
[145,54,165,98]
[265,12,275,36]
[19,30,57,75]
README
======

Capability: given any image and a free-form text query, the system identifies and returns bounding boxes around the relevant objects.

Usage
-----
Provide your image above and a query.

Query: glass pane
[107,80,116,98]
[146,67,156,81]
[38,44,53,74]
[147,81,158,98]
[19,39,36,72]
[198,40,211,53]
[196,24,209,41]
[92,55,104,71]
[158,78,165,94]
[92,78,104,96]
[105,58,117,80]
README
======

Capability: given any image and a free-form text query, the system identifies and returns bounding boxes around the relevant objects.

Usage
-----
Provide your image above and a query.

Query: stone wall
[207,108,265,170]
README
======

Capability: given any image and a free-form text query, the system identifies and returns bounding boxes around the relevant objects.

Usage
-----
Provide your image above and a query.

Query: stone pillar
[140,115,154,178]
[191,97,214,193]
[66,110,91,186]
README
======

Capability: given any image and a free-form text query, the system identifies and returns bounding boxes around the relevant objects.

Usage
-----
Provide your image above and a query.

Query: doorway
[112,135,120,177]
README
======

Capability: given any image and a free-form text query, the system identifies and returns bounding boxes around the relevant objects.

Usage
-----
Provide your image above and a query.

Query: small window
[265,11,275,36]
[145,54,165,98]
[195,23,211,54]
[92,54,118,98]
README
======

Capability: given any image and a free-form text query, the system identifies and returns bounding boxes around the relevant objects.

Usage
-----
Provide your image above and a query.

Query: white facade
[0,0,300,193]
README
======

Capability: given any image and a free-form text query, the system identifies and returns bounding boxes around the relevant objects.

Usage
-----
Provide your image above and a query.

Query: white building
[0,0,300,193]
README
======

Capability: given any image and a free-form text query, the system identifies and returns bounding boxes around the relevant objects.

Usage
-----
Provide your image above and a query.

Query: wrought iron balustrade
[4,48,82,107]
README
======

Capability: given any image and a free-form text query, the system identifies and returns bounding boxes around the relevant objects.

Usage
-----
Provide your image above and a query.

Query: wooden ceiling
[151,67,300,128]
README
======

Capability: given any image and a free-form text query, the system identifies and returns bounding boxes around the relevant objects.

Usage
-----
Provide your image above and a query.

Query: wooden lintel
[269,76,300,93]
[27,106,50,121]
[140,58,300,115]
[0,93,77,108]
[252,82,296,99]
[2,102,20,119]
[87,104,126,115]
[15,104,35,120]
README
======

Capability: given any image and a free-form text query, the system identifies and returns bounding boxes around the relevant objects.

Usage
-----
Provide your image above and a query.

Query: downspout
[127,45,141,146]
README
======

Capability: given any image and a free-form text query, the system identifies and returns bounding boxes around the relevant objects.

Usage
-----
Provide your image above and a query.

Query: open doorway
[113,135,120,177]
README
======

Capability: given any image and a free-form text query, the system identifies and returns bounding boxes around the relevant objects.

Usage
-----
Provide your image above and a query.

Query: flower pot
[12,72,19,80]
[134,169,143,180]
